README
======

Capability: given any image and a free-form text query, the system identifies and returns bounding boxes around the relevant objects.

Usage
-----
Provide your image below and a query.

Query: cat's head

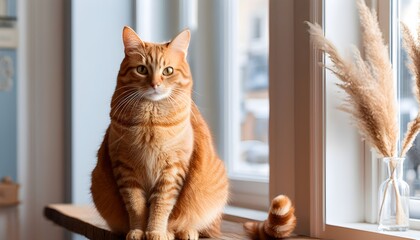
[116,27,192,102]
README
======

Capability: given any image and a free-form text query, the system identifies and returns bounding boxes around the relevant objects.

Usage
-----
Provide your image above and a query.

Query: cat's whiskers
[172,88,191,99]
[111,88,138,107]
[117,89,150,123]
[117,92,137,119]
[192,89,202,97]
[172,88,193,102]
[112,90,140,119]
[169,91,187,108]
[167,95,192,122]
[166,96,178,112]
[117,91,142,122]
[126,91,148,120]
[112,95,133,119]
[114,85,138,92]
[112,91,139,119]
[171,89,197,122]
[171,96,190,111]
[111,88,137,105]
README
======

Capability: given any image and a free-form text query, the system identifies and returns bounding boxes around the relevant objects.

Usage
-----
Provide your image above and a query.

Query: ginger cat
[91,26,297,240]
[91,27,229,240]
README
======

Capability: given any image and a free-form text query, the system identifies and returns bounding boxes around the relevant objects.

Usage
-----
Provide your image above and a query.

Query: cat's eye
[136,65,148,75]
[162,67,174,76]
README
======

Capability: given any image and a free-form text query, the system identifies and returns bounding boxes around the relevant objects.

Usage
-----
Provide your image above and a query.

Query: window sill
[223,206,420,239]
[223,205,267,223]
[224,206,320,239]
[329,221,420,240]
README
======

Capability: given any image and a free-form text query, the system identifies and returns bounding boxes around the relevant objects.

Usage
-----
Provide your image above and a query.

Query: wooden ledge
[44,204,316,240]
[44,204,120,239]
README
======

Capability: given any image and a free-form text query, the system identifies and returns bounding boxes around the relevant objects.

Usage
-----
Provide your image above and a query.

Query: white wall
[70,0,134,205]
[136,0,181,42]
[18,0,66,239]
[15,1,135,240]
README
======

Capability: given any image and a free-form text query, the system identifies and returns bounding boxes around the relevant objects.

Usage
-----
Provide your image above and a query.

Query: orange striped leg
[146,166,184,240]
[113,160,148,240]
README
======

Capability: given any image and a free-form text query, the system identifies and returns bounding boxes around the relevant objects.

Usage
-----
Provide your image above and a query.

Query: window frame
[268,0,315,235]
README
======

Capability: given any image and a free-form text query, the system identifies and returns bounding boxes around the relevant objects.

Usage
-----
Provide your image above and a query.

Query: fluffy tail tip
[244,195,296,239]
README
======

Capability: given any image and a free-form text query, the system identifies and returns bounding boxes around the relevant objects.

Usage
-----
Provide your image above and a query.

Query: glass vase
[378,157,410,231]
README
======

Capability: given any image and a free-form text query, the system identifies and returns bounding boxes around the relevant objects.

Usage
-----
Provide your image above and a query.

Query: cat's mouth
[144,88,172,101]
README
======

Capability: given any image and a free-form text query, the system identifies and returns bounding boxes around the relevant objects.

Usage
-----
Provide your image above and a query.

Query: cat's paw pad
[126,229,145,240]
[175,229,199,240]
[145,231,174,240]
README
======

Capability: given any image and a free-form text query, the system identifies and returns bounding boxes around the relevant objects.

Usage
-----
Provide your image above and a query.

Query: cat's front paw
[145,231,174,240]
[126,229,144,240]
[175,229,199,240]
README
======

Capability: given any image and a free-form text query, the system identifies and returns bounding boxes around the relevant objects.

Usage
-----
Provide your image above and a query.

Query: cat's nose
[151,83,161,89]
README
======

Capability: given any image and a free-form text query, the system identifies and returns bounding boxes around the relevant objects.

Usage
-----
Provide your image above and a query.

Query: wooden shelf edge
[44,205,123,240]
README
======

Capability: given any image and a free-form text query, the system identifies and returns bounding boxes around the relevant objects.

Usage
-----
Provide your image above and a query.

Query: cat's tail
[243,195,296,239]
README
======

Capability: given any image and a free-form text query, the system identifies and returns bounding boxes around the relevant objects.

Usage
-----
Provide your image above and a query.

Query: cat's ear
[122,26,145,50]
[169,29,190,56]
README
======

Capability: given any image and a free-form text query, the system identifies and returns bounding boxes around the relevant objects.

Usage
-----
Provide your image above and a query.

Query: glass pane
[230,0,269,179]
[397,0,420,198]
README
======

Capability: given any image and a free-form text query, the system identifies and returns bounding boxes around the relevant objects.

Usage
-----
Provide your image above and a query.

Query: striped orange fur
[244,195,297,239]
[91,27,229,240]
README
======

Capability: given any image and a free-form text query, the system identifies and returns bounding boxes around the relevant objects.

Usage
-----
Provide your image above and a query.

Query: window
[227,0,269,180]
[394,0,420,213]
[393,0,420,222]
[222,0,270,211]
